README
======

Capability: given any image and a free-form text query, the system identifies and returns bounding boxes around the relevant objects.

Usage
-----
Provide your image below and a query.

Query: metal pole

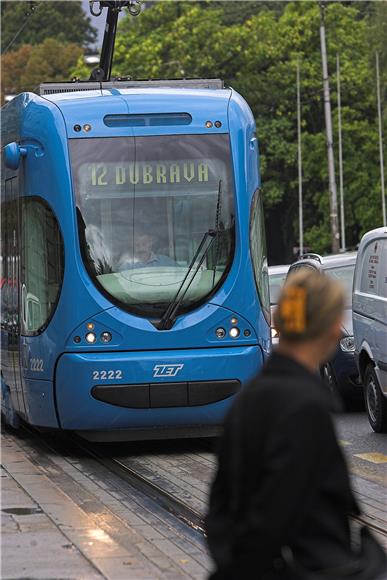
[376,52,386,227]
[337,54,346,251]
[319,2,340,253]
[297,61,304,256]
[99,5,119,80]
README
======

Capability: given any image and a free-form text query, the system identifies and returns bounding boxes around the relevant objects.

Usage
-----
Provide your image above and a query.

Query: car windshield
[324,264,355,306]
[70,134,235,318]
[269,271,288,305]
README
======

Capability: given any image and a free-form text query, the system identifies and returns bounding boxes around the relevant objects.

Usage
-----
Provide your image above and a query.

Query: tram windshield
[70,134,235,318]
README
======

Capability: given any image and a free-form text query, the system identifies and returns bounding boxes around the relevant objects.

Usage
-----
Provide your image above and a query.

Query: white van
[353,227,387,432]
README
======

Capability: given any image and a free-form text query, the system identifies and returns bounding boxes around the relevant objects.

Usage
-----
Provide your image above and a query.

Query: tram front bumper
[55,345,262,435]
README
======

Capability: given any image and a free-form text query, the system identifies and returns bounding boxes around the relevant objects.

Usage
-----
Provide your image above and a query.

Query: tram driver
[118,233,177,270]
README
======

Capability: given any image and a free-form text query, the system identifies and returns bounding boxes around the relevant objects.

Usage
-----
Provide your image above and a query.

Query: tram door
[2,178,26,416]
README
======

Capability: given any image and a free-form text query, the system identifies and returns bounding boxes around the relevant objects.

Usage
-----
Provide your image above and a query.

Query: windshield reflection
[71,134,235,318]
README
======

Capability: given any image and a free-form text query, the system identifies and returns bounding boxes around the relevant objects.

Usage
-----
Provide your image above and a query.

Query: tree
[1,39,83,100]
[1,1,97,53]
[212,1,288,25]
[109,1,384,262]
[233,1,381,259]
[367,0,387,116]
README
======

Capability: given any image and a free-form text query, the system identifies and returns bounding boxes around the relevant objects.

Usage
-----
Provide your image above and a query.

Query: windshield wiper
[157,229,217,330]
[157,180,224,330]
[212,180,223,287]
[157,180,223,331]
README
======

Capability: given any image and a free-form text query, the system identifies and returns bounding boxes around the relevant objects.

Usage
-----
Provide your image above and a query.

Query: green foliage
[1,39,83,98]
[367,1,387,117]
[1,1,97,52]
[111,1,385,261]
[2,1,385,262]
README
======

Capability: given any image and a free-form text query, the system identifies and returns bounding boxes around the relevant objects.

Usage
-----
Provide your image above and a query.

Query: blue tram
[1,79,270,440]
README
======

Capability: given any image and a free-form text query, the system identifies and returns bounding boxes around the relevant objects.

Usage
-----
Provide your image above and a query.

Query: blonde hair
[273,269,345,342]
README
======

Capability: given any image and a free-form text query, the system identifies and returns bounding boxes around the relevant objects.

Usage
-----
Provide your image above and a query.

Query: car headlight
[340,336,355,352]
[271,327,279,340]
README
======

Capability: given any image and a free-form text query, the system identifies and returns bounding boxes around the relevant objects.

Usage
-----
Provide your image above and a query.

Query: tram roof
[42,87,232,105]
[37,82,239,136]
[2,81,255,141]
[39,79,231,110]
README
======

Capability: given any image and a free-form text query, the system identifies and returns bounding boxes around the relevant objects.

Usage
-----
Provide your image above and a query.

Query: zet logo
[153,364,184,378]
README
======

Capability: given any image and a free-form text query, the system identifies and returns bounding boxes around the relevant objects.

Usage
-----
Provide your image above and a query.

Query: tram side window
[250,190,270,323]
[21,198,64,334]
[0,200,8,327]
[1,186,17,330]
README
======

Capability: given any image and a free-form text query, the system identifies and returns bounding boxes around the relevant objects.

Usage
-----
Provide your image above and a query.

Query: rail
[16,425,387,543]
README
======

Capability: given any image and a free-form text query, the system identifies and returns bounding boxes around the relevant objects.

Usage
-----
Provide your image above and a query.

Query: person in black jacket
[206,270,385,580]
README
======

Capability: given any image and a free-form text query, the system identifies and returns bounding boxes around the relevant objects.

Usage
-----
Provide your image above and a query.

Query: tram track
[17,423,207,538]
[16,424,387,543]
[71,435,207,536]
[353,513,387,539]
[68,435,387,543]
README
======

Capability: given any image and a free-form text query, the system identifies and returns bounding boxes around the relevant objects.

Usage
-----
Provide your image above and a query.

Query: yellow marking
[339,440,351,447]
[354,453,387,464]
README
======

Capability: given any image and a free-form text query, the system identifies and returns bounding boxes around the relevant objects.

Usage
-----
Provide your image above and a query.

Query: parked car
[353,227,387,432]
[268,264,289,343]
[283,253,362,407]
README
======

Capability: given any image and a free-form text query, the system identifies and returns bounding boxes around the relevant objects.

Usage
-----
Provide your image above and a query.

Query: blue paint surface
[56,345,262,430]
[1,85,270,436]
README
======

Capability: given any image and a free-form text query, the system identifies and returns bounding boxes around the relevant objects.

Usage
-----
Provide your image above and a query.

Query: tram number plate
[30,358,44,372]
[92,370,123,381]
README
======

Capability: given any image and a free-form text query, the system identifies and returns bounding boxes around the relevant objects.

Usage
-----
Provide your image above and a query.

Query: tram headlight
[216,327,226,339]
[230,317,238,325]
[85,332,96,344]
[229,327,240,339]
[100,331,112,343]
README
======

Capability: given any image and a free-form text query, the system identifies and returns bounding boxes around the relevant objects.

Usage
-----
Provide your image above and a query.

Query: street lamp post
[376,52,386,227]
[319,1,340,253]
[297,61,304,257]
[337,54,346,251]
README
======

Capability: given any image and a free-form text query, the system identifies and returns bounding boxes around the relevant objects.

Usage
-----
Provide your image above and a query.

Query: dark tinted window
[268,271,288,305]
[1,188,18,329]
[325,264,355,305]
[21,198,64,334]
[250,190,270,323]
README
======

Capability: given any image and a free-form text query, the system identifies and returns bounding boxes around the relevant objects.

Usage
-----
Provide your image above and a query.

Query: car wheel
[364,365,387,433]
[322,363,337,393]
[322,363,346,409]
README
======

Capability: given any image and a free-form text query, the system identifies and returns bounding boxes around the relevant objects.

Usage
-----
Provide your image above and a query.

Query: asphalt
[335,411,387,486]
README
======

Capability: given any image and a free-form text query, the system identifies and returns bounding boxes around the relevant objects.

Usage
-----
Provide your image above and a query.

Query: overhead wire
[2,1,40,55]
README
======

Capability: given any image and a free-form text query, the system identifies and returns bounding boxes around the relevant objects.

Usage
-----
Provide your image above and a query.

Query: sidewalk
[2,463,103,579]
[1,430,207,579]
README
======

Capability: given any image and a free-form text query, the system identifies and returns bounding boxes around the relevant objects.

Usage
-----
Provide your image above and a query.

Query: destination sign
[78,159,226,198]
[84,161,215,186]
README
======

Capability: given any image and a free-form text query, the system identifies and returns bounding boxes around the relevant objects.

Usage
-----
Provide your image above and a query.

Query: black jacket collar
[263,351,340,412]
